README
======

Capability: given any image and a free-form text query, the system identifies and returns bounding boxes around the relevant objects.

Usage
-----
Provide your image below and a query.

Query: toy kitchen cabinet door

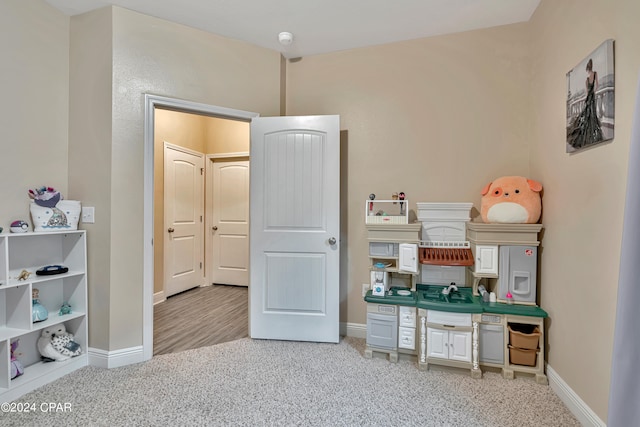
[399,243,418,273]
[249,115,340,343]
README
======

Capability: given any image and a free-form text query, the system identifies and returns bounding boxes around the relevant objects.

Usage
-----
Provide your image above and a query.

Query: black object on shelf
[36,265,69,276]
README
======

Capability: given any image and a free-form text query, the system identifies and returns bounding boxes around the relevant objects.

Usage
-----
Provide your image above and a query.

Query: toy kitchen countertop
[416,284,483,313]
[365,284,547,317]
[480,300,548,318]
[364,287,416,306]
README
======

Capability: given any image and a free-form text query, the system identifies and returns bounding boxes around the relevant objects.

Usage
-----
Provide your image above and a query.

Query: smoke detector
[278,32,293,46]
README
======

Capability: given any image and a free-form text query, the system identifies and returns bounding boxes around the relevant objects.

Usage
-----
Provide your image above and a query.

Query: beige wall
[287,1,639,422]
[0,1,69,228]
[69,7,114,349]
[529,0,640,420]
[152,110,250,295]
[68,6,281,350]
[286,23,532,326]
[204,117,250,154]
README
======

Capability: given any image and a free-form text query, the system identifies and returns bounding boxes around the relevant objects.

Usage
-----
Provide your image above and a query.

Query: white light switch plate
[82,206,95,223]
[362,283,369,297]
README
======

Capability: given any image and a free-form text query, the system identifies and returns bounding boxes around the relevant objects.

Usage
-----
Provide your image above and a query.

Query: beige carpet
[1,337,579,426]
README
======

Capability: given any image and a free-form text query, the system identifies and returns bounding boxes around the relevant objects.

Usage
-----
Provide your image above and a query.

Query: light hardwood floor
[153,284,249,356]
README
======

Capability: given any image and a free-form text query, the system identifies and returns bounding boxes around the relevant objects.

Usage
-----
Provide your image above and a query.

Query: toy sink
[421,288,473,304]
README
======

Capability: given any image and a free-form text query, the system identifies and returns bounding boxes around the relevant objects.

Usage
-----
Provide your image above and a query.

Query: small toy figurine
[368,193,376,216]
[18,269,32,281]
[10,340,24,379]
[59,301,72,316]
[32,288,49,322]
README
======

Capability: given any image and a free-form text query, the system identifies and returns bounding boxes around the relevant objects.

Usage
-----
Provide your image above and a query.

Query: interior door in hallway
[210,158,250,286]
[249,115,340,343]
[164,143,205,297]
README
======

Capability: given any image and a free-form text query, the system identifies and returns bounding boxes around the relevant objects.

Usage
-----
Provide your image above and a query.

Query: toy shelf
[0,230,88,402]
[6,270,84,288]
[365,200,410,224]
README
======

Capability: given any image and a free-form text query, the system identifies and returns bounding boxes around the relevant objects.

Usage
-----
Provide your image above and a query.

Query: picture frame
[566,39,615,153]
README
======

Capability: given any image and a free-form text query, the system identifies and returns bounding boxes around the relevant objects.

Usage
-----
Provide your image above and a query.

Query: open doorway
[153,110,250,355]
[143,95,259,359]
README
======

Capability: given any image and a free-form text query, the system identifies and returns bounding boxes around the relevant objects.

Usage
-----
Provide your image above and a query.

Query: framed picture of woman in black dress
[566,39,615,153]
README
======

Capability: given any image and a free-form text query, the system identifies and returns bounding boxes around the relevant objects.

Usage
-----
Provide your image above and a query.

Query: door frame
[143,94,258,360]
[205,152,250,288]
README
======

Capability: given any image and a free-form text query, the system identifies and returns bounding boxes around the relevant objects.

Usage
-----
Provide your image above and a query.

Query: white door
[210,159,250,286]
[249,115,340,343]
[164,143,205,297]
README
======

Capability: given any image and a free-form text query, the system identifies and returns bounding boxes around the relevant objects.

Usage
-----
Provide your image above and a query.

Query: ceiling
[45,0,540,59]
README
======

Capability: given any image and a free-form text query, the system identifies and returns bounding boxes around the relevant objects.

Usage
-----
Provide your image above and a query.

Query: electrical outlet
[82,207,95,224]
[362,283,370,297]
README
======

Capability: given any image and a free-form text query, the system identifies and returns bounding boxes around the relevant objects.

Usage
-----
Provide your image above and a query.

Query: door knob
[168,228,175,233]
[212,226,218,231]
[328,237,337,245]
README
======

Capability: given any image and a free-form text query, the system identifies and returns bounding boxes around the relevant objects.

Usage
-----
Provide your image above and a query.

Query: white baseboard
[342,322,367,339]
[154,291,166,305]
[547,365,606,427]
[88,346,145,369]
[90,323,364,368]
[154,284,214,305]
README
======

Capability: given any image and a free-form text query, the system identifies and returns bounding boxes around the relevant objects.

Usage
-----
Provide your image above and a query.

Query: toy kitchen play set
[363,178,548,384]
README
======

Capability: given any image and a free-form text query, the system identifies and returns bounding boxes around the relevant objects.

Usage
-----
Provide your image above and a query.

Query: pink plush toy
[480,176,542,224]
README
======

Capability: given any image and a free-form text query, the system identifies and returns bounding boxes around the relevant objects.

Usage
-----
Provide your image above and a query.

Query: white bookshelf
[0,230,88,402]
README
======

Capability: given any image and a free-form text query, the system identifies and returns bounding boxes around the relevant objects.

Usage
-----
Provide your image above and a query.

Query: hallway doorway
[143,95,259,359]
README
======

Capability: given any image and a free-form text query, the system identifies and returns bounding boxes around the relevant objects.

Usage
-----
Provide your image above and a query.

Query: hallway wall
[69,6,280,351]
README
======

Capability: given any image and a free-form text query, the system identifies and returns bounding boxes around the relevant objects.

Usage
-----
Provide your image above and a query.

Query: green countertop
[364,289,416,306]
[364,284,548,318]
[481,301,548,318]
